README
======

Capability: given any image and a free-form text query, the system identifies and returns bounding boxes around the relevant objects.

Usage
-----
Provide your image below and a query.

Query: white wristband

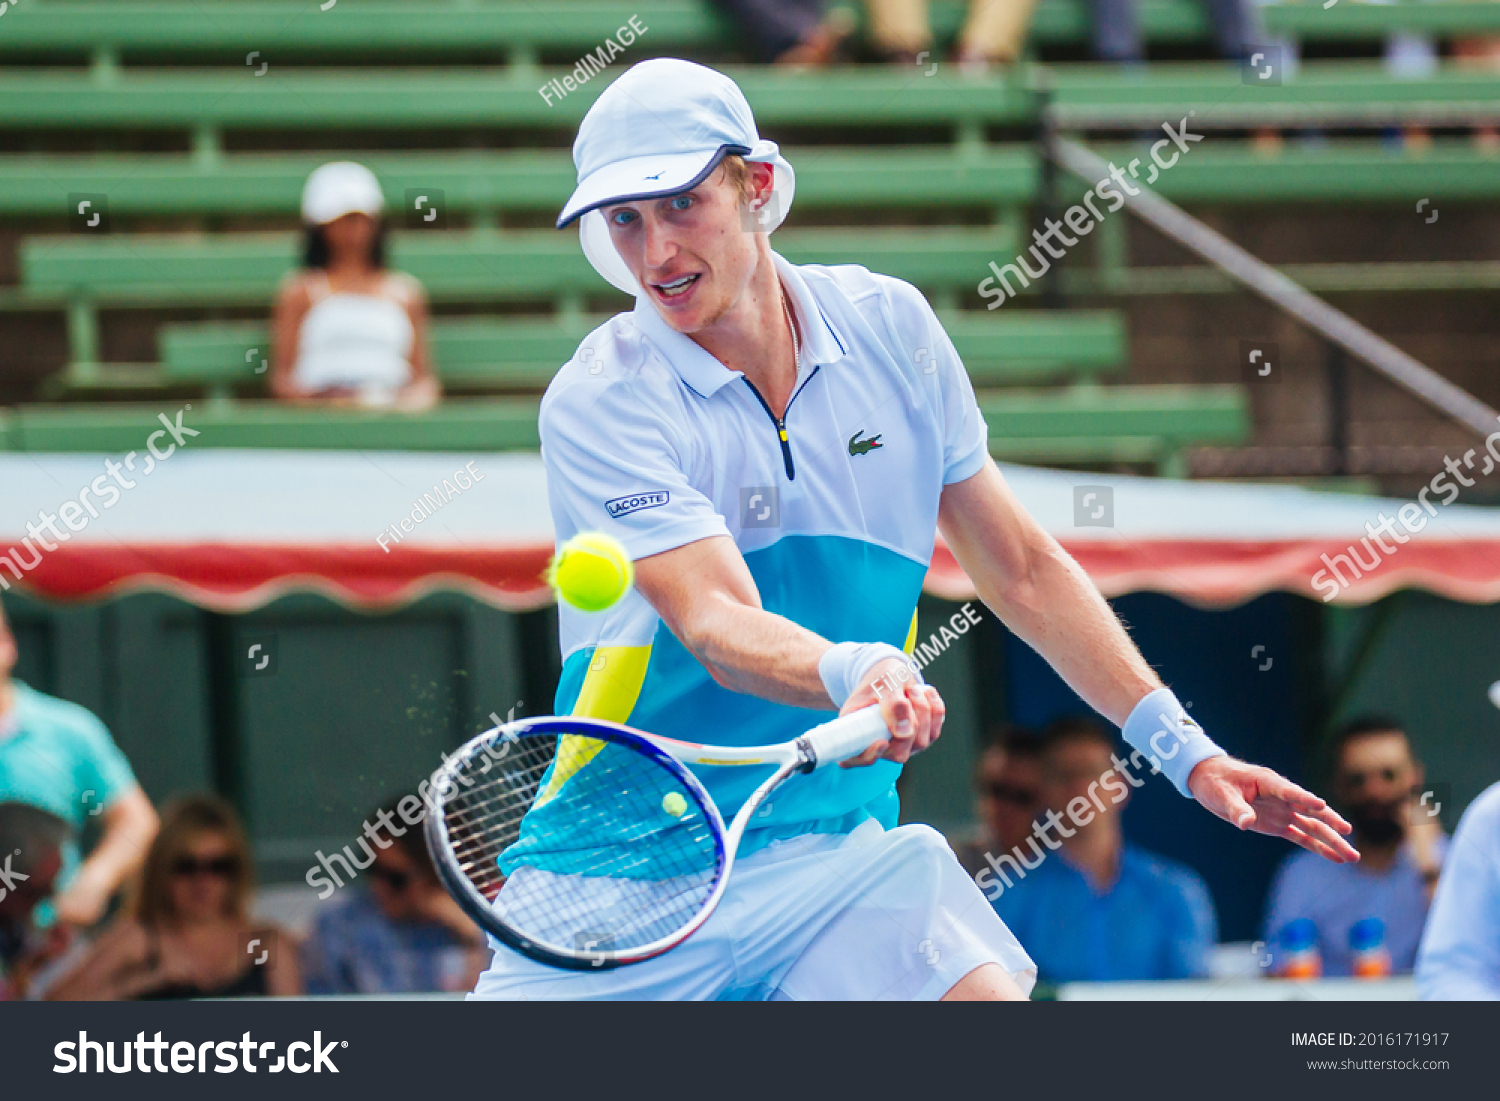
[817,642,919,709]
[1121,687,1226,797]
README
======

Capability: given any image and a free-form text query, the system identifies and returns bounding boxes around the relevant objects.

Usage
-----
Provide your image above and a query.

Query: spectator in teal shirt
[988,716,1218,983]
[0,597,158,928]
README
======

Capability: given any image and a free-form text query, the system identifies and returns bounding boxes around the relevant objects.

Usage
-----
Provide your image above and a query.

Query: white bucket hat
[301,161,386,225]
[558,58,796,297]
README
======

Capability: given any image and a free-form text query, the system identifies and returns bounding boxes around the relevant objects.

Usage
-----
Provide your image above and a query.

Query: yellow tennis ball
[546,532,633,613]
[662,792,687,817]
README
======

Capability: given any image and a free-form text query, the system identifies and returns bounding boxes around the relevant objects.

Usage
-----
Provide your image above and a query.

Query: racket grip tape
[801,705,890,768]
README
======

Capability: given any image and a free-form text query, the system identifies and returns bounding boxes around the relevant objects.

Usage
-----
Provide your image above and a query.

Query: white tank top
[291,271,416,393]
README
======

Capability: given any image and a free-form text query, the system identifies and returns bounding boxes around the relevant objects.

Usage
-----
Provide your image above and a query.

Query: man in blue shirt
[302,796,490,994]
[1262,716,1445,976]
[990,717,1218,982]
[0,597,157,928]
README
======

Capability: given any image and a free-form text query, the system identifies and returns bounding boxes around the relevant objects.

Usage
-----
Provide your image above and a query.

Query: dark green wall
[4,589,556,883]
[7,585,1498,896]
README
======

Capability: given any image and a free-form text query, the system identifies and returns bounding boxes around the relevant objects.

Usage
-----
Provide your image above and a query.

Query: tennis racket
[423,705,889,970]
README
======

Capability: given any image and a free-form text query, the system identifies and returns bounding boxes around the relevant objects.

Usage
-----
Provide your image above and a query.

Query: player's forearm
[977,533,1160,724]
[940,463,1161,723]
[678,593,835,709]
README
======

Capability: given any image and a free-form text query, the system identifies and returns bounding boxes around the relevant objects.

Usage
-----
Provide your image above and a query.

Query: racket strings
[438,730,723,958]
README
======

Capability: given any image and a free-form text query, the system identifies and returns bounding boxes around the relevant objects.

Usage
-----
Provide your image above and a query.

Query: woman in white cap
[270,161,440,410]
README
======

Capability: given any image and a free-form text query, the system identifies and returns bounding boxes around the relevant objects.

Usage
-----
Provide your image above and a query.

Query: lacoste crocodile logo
[848,430,883,456]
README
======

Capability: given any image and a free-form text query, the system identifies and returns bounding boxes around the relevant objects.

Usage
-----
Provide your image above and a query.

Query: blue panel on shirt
[540,534,924,868]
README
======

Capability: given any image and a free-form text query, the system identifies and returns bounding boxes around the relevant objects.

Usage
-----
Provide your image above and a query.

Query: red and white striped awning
[3,451,1499,610]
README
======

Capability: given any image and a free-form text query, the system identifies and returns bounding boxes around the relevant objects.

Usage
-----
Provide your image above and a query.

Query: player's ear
[745,162,775,210]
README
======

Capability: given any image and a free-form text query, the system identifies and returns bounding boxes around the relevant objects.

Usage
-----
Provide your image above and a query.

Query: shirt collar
[631,250,848,399]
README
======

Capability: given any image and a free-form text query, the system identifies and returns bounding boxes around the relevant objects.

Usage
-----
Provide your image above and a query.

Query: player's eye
[668,194,694,212]
[608,208,638,227]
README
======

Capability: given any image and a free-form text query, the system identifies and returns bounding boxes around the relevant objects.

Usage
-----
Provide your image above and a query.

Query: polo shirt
[0,682,137,922]
[0,682,135,830]
[992,843,1218,982]
[531,251,989,858]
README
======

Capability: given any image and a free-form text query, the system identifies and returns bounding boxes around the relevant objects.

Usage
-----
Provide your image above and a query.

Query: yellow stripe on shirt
[536,644,652,806]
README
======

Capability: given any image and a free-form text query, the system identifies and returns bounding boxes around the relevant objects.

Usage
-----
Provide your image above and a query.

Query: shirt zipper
[742,365,820,481]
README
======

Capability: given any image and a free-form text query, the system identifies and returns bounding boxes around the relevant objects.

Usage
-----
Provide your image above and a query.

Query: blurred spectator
[1417,780,1500,999]
[1250,0,1462,152]
[0,803,72,999]
[709,0,854,65]
[1453,31,1500,148]
[0,596,158,930]
[301,795,490,994]
[48,794,299,999]
[1094,0,1261,63]
[953,725,1042,878]
[865,0,1038,69]
[271,161,441,411]
[991,716,1218,982]
[1263,716,1445,977]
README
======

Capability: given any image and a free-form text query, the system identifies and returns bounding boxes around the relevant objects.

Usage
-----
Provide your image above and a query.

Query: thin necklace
[780,286,801,371]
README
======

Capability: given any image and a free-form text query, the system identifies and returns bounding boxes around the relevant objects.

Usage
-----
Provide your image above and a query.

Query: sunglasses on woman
[171,855,239,878]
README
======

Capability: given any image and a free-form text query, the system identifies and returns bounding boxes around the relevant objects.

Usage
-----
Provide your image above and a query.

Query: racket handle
[801,705,890,768]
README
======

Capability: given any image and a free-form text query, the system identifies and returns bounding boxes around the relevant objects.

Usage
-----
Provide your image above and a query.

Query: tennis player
[471,58,1358,1001]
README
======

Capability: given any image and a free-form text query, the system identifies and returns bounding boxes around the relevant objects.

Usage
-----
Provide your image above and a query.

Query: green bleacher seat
[8,62,1497,140]
[15,227,1019,366]
[4,1,1497,65]
[0,383,1247,476]
[3,399,546,452]
[0,66,1033,138]
[7,140,1500,225]
[19,228,1016,304]
[1047,61,1500,128]
[1080,140,1500,205]
[148,310,1126,396]
[0,147,1035,220]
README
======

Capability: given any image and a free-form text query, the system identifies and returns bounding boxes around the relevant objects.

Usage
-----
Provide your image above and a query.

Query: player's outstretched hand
[1188,756,1360,863]
[838,657,945,768]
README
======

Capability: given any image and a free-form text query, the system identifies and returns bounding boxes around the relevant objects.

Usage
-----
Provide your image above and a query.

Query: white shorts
[469,820,1037,1001]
